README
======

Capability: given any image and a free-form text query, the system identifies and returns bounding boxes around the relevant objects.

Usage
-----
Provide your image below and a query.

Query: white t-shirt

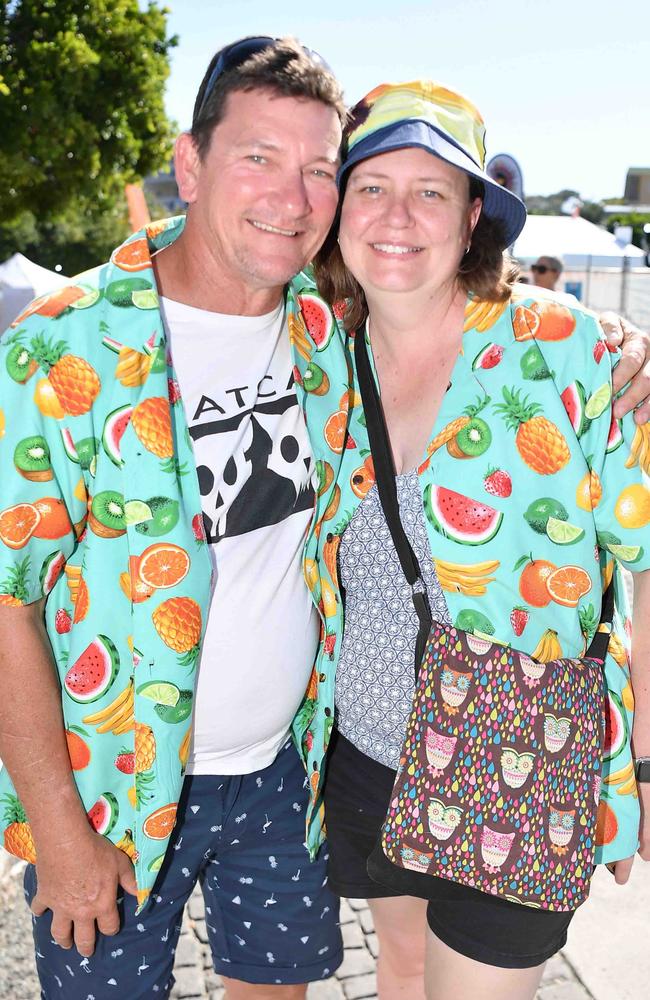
[160,297,319,775]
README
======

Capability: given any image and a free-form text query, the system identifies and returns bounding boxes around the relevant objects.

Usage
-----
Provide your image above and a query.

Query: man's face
[531,257,560,290]
[180,89,341,301]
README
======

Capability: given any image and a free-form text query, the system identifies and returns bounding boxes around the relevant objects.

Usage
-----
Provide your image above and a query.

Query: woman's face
[339,147,482,300]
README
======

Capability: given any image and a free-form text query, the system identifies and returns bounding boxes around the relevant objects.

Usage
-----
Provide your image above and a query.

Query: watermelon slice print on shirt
[561,381,589,437]
[298,294,335,351]
[87,792,119,835]
[102,404,134,467]
[603,690,629,765]
[424,484,503,545]
[63,635,120,703]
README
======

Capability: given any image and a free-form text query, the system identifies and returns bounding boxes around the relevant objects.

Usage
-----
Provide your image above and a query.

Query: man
[0,37,345,1000]
[1,34,649,1000]
[530,254,563,291]
[528,254,581,305]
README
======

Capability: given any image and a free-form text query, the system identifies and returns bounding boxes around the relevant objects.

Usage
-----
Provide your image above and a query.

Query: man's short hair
[536,255,563,272]
[191,36,346,160]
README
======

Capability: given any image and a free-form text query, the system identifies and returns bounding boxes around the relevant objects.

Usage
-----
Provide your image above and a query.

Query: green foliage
[525,189,605,226]
[0,0,177,273]
[577,201,605,226]
[525,189,582,216]
[601,207,650,249]
[0,183,132,273]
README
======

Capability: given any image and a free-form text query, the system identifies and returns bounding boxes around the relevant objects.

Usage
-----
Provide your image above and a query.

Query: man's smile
[249,220,300,237]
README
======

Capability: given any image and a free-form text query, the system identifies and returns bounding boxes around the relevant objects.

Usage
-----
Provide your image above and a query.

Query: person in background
[530,255,564,291]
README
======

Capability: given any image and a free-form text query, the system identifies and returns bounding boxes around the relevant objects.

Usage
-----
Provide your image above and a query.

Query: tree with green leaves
[0,0,177,273]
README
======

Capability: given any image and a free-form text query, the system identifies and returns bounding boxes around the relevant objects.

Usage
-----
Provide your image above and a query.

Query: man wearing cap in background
[0,37,346,1000]
[1,33,650,1000]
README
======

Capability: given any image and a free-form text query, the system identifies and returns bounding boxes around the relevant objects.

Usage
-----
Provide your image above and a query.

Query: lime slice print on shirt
[154,691,193,724]
[546,517,585,545]
[137,681,180,706]
[584,383,611,419]
[132,289,159,310]
[124,500,153,526]
[70,289,102,310]
[607,543,643,563]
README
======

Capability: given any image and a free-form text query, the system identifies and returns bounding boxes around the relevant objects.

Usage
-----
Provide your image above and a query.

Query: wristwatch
[634,757,650,782]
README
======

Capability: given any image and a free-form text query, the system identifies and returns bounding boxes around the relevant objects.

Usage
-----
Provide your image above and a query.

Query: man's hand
[599,312,650,423]
[606,855,634,884]
[31,830,138,957]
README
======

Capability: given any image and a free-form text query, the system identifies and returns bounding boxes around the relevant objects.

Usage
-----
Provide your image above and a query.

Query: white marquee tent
[0,253,68,332]
[513,215,646,268]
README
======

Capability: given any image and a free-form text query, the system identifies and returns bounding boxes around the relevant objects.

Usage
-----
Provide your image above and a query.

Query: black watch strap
[635,757,650,783]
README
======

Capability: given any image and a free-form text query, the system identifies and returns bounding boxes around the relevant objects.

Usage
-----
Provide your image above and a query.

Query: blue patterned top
[335,472,451,768]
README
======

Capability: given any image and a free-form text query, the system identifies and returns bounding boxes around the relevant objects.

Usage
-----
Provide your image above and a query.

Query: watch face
[635,758,650,783]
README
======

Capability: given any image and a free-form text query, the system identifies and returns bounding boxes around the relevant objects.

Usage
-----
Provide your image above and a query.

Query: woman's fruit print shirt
[289,283,650,869]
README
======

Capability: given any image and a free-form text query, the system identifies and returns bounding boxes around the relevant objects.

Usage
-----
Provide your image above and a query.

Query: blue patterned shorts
[24,741,343,998]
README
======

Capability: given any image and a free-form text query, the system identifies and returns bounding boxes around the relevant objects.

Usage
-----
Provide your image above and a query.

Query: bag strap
[585,580,614,662]
[355,325,615,668]
[355,328,432,680]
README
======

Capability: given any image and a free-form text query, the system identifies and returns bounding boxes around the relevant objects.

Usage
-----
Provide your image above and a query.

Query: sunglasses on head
[531,264,557,275]
[197,36,331,118]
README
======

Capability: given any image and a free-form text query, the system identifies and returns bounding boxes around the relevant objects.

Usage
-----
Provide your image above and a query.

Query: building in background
[623,167,650,206]
[144,161,186,217]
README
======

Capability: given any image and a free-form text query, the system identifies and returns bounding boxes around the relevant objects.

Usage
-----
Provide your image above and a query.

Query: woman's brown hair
[313,177,520,332]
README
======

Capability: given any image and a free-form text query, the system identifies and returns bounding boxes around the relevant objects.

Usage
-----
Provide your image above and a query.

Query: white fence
[561,266,650,328]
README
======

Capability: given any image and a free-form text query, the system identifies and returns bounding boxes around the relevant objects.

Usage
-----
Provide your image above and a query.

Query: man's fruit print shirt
[0,218,329,908]
[288,279,650,868]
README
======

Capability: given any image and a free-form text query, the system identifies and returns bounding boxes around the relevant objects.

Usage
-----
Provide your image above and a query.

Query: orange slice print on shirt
[546,565,591,607]
[324,410,348,453]
[110,237,150,272]
[324,411,356,454]
[138,543,190,589]
[0,503,41,549]
[143,802,178,840]
[513,301,576,342]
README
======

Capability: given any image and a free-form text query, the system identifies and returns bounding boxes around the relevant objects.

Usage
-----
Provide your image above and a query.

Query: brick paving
[166,886,593,1000]
[0,852,594,1000]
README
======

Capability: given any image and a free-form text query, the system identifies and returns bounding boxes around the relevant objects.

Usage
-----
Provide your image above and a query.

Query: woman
[293,81,650,999]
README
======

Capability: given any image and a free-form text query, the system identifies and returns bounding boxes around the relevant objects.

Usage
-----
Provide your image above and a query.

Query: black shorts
[323,728,576,969]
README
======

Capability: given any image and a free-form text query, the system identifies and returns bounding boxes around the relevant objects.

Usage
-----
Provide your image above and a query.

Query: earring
[464,243,471,255]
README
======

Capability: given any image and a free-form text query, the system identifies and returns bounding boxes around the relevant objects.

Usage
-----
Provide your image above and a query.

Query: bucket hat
[338,81,526,248]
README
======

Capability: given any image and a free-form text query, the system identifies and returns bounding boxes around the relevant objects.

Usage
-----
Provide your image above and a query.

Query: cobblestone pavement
[0,853,593,1000]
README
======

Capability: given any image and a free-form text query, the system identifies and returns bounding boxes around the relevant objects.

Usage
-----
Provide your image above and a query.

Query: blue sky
[160,0,649,201]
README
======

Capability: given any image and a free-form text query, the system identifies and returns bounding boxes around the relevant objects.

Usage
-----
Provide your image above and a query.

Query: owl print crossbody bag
[355,328,611,911]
